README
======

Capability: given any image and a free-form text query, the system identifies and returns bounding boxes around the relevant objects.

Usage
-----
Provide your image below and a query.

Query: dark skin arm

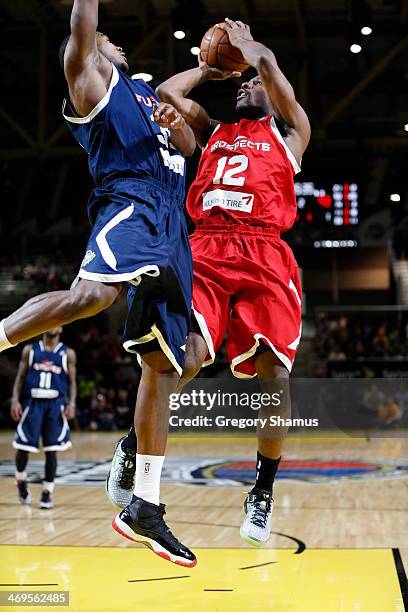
[10,345,31,422]
[65,348,77,420]
[64,0,113,116]
[156,64,240,149]
[224,18,311,163]
[153,103,196,156]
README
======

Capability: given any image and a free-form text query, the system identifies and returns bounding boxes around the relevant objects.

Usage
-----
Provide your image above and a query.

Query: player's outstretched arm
[156,62,239,149]
[64,0,113,116]
[10,345,31,422]
[65,348,77,420]
[225,18,311,162]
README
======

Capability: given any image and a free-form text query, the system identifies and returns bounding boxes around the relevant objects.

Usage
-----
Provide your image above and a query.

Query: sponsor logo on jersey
[134,93,157,107]
[211,135,271,153]
[81,250,96,268]
[33,361,62,375]
[203,189,254,213]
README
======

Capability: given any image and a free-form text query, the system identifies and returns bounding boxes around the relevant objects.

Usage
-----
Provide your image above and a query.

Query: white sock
[0,321,15,353]
[43,481,55,493]
[15,470,27,481]
[134,454,164,506]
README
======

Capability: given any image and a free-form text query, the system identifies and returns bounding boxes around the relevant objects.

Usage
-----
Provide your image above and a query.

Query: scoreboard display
[294,181,359,227]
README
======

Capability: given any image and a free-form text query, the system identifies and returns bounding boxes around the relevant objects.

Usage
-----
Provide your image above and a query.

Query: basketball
[200,22,249,73]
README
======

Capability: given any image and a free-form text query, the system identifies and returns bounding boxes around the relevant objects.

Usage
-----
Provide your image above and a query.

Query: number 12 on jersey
[213,155,248,187]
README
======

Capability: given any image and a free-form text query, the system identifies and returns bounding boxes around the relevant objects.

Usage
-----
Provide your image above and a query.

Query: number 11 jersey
[186,115,300,233]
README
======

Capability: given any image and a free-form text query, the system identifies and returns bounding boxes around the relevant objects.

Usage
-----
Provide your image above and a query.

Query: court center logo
[1,457,408,486]
[189,457,408,485]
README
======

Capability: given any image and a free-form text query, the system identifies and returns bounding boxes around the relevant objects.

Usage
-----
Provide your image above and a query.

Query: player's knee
[67,282,117,318]
[255,350,289,380]
[181,355,203,385]
[141,351,177,375]
[181,333,207,383]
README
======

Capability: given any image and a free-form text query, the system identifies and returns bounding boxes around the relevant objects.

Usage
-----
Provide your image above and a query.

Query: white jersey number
[39,372,52,389]
[213,155,248,187]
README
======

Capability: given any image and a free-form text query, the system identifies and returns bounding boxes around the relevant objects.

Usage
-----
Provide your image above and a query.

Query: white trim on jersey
[28,349,34,367]
[39,341,44,352]
[124,323,183,376]
[62,352,68,374]
[53,342,63,353]
[30,389,60,399]
[58,405,69,442]
[16,406,30,442]
[62,64,120,125]
[76,264,160,285]
[289,278,302,306]
[43,441,72,452]
[95,203,135,271]
[192,308,215,367]
[230,332,293,377]
[269,117,301,175]
[12,441,40,453]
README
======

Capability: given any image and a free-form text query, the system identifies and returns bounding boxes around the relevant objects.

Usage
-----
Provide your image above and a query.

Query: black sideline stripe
[239,561,276,570]
[128,576,190,583]
[392,548,408,610]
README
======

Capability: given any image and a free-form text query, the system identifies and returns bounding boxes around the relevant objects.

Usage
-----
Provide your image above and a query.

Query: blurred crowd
[314,312,408,361]
[7,258,75,292]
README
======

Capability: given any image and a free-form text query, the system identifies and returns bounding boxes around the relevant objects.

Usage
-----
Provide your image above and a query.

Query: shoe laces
[155,505,182,547]
[249,493,271,528]
[119,451,135,490]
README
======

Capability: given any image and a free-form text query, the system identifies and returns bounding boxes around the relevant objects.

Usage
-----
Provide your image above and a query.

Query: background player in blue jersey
[0,0,196,566]
[10,327,76,510]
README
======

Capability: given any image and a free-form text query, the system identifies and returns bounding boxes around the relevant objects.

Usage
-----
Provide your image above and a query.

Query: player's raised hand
[10,401,23,422]
[198,54,241,81]
[153,103,186,129]
[224,18,254,48]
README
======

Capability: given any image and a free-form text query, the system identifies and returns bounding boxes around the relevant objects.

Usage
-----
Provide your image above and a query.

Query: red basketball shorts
[190,225,302,377]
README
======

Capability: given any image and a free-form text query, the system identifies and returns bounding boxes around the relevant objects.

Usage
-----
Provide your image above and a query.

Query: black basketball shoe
[39,490,53,509]
[16,480,32,505]
[112,496,197,567]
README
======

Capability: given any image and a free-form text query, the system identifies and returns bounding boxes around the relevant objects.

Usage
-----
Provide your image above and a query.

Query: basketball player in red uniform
[108,19,310,547]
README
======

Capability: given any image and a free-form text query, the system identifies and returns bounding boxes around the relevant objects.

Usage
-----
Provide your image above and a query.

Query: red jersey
[187,115,300,232]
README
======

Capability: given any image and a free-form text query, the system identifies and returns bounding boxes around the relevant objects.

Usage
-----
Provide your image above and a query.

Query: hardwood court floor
[0,432,407,611]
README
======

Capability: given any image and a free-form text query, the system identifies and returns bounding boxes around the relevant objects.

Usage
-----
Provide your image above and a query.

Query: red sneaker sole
[111,517,197,568]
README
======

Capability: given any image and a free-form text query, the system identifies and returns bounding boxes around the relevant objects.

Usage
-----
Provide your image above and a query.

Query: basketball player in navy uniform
[0,0,196,566]
[10,327,76,509]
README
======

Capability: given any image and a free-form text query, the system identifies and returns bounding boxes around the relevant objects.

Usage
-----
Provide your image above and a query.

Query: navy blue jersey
[24,341,69,401]
[62,64,186,222]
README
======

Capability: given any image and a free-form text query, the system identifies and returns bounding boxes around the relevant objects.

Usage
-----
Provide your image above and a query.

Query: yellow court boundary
[0,546,405,612]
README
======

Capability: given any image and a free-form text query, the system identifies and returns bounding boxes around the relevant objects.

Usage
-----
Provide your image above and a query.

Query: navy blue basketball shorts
[75,177,193,375]
[13,398,72,453]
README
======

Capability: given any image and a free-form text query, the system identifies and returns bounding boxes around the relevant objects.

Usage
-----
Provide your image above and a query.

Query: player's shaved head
[58,32,129,73]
